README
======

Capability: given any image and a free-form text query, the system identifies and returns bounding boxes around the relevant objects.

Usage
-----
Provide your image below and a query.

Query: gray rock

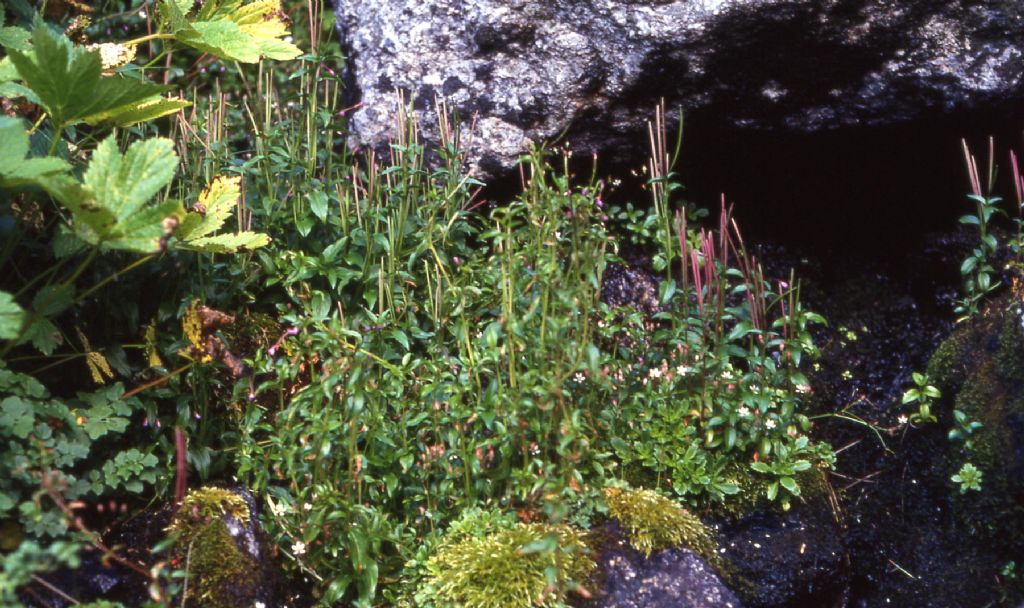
[332,0,1024,179]
[582,522,743,608]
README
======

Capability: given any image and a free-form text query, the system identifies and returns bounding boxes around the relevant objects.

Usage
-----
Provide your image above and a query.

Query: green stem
[124,33,176,47]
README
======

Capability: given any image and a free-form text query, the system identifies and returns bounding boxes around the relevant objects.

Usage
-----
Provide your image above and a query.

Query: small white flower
[267,496,287,518]
[648,367,663,379]
[292,540,307,556]
[738,406,750,417]
[303,502,313,511]
[765,418,777,429]
[795,384,811,394]
[574,372,586,383]
[897,414,909,425]
[676,365,694,376]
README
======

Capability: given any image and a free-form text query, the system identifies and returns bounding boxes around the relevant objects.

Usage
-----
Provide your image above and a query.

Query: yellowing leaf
[173,0,302,63]
[177,175,240,242]
[174,175,270,253]
[82,95,191,127]
[76,327,114,385]
[145,321,163,368]
[183,300,204,352]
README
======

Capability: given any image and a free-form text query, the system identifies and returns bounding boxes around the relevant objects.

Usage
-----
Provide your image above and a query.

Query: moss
[186,519,260,608]
[604,487,718,563]
[422,519,594,608]
[168,486,250,542]
[925,324,973,392]
[166,487,259,608]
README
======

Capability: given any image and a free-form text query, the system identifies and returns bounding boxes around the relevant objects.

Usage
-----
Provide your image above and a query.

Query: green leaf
[50,136,182,252]
[8,22,168,128]
[79,403,130,440]
[180,231,270,253]
[0,396,35,438]
[750,461,771,474]
[0,290,25,340]
[21,317,61,354]
[82,95,191,127]
[31,284,73,318]
[309,190,329,222]
[173,1,302,63]
[779,476,800,496]
[0,24,31,52]
[0,117,70,187]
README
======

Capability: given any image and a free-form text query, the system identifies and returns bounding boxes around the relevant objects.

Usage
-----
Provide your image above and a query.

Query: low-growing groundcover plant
[0,2,834,606]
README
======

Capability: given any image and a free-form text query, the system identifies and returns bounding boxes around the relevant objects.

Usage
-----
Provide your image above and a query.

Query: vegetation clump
[418,509,594,608]
[604,487,716,559]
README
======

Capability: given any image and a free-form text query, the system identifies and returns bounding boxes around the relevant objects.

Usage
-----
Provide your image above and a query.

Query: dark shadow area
[678,105,1024,268]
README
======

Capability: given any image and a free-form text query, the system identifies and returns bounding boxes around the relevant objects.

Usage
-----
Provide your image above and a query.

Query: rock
[714,482,847,608]
[580,522,743,608]
[167,487,283,608]
[332,0,1024,179]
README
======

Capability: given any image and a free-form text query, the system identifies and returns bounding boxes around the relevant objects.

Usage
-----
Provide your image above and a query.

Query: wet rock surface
[579,521,743,608]
[714,496,846,608]
[332,0,1024,179]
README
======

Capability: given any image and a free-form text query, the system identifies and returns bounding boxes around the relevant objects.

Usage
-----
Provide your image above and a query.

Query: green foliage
[0,117,68,188]
[952,462,983,494]
[0,1,296,600]
[160,0,303,63]
[0,540,80,608]
[901,371,941,424]
[0,367,161,537]
[956,193,1002,319]
[65,136,182,252]
[604,486,717,559]
[7,21,169,131]
[418,511,594,608]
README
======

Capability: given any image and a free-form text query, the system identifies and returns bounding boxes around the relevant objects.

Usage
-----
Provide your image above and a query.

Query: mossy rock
[187,519,261,608]
[922,289,1024,582]
[603,487,718,563]
[167,487,278,608]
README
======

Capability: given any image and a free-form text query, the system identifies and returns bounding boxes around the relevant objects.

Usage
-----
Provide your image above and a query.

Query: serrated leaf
[177,175,240,241]
[0,290,25,340]
[8,22,168,128]
[82,95,191,127]
[21,317,61,354]
[0,25,31,52]
[159,0,195,33]
[0,117,71,187]
[53,136,183,252]
[180,231,270,253]
[174,0,302,63]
